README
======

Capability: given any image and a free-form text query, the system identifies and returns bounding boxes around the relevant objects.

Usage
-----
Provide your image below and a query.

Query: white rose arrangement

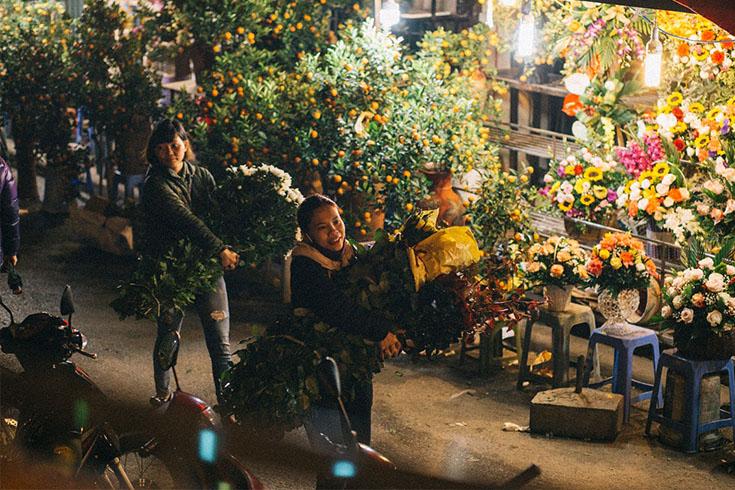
[662,240,735,356]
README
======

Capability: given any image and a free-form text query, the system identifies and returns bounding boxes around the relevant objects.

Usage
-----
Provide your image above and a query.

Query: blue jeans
[153,276,232,404]
[110,172,145,202]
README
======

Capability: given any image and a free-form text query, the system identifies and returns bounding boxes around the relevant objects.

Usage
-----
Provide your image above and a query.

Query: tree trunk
[14,133,40,206]
[42,165,70,215]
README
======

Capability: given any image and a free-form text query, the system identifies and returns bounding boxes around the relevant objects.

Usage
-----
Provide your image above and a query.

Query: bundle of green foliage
[112,164,302,320]
[220,311,380,438]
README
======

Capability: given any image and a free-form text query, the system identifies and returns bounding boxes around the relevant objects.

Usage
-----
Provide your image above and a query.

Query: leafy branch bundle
[220,312,380,438]
[112,165,302,320]
[111,240,220,321]
[220,211,538,436]
[334,210,483,356]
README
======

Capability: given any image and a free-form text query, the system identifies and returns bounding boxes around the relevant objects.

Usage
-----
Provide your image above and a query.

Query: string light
[516,2,535,59]
[644,21,663,87]
[378,0,401,32]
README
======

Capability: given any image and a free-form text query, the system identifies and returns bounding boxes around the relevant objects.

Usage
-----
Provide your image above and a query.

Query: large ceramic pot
[544,285,573,312]
[422,170,465,227]
[627,279,662,326]
[597,289,640,336]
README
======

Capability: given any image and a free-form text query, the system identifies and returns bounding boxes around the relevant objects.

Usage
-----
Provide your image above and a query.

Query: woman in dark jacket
[290,194,401,450]
[0,156,19,272]
[140,119,239,406]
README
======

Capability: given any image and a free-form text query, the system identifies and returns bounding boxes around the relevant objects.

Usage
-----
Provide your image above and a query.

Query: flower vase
[597,289,640,336]
[545,285,574,312]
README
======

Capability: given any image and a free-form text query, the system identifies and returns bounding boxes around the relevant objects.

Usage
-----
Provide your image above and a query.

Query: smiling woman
[289,194,402,478]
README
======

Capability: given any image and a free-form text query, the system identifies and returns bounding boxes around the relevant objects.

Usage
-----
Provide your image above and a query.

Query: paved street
[1,212,733,489]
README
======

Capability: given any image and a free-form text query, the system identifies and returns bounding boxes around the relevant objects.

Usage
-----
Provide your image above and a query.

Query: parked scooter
[126,328,263,489]
[311,357,397,489]
[0,283,138,488]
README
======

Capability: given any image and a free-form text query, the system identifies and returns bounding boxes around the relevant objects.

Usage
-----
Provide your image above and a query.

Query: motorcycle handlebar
[72,347,98,359]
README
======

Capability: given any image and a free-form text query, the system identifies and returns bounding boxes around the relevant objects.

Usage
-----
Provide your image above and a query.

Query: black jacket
[0,157,19,261]
[290,254,391,342]
[139,161,224,258]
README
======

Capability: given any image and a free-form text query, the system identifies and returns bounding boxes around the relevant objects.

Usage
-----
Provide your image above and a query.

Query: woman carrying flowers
[139,119,240,406]
[290,194,402,455]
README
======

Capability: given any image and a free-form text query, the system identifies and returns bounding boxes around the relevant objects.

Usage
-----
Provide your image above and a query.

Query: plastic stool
[645,350,735,453]
[460,321,522,376]
[582,325,662,423]
[517,303,598,389]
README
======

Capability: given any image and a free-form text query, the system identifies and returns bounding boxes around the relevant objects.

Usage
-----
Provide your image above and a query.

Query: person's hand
[379,331,402,360]
[219,248,239,271]
[1,255,17,272]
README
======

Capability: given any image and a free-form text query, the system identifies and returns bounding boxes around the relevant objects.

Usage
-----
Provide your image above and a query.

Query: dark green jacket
[139,161,224,258]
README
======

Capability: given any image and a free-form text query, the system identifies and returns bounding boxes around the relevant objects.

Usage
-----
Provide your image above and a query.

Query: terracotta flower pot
[423,170,465,227]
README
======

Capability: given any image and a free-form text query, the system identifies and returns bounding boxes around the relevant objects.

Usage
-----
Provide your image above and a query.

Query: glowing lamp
[644,25,663,87]
[379,0,401,31]
[516,12,535,59]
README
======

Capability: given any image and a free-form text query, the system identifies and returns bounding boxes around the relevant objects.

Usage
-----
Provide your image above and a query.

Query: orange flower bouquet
[587,232,658,295]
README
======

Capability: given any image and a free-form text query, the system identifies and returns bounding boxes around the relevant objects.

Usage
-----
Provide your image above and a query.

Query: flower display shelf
[486,122,581,160]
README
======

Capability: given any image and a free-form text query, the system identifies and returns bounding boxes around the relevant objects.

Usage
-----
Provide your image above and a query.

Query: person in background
[0,155,19,274]
[139,119,239,406]
[290,194,402,452]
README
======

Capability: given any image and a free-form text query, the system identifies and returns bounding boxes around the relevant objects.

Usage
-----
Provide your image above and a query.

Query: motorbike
[0,283,139,488]
[0,278,261,489]
[307,357,541,489]
[125,328,263,489]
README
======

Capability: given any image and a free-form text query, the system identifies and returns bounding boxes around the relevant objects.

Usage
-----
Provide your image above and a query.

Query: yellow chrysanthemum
[695,134,711,148]
[642,188,658,201]
[564,165,576,176]
[652,161,670,178]
[558,199,574,212]
[666,92,684,107]
[550,181,561,194]
[584,167,604,182]
[688,102,705,113]
[580,194,595,206]
[593,185,608,199]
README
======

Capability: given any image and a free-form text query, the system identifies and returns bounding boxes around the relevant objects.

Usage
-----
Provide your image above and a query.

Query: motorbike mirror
[60,285,75,316]
[317,357,342,400]
[155,330,180,371]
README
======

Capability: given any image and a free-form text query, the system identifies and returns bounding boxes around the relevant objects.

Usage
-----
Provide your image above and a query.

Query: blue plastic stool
[645,350,735,453]
[582,325,662,422]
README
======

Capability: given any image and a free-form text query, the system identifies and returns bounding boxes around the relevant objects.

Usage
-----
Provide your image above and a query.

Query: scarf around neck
[282,241,354,305]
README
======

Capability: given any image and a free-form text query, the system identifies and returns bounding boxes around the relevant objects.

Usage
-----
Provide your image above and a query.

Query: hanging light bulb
[644,23,663,87]
[379,0,401,32]
[516,3,535,59]
[482,0,494,28]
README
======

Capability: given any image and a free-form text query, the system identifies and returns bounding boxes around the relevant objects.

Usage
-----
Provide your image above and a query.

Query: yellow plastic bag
[407,226,481,291]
